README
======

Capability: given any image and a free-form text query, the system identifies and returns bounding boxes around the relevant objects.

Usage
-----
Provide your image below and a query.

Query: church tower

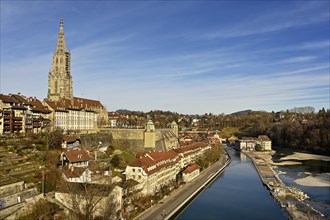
[144,120,156,148]
[47,18,73,101]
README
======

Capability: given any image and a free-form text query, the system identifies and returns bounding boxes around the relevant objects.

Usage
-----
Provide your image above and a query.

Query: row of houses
[55,141,211,217]
[0,93,107,134]
[125,142,211,195]
[56,147,123,218]
[0,94,51,134]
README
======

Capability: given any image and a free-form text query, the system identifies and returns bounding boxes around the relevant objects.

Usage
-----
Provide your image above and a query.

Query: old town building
[1,19,108,134]
[47,18,73,101]
[238,135,272,151]
[125,142,210,195]
[0,94,51,134]
[45,18,108,130]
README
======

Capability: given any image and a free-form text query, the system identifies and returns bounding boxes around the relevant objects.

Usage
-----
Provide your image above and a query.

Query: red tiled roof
[63,135,80,143]
[63,148,89,163]
[136,152,145,158]
[73,97,103,109]
[62,165,88,178]
[130,150,180,175]
[11,94,29,105]
[175,142,208,155]
[129,143,208,176]
[183,163,199,174]
[44,100,67,111]
[0,94,15,103]
[44,97,102,112]
[27,97,51,113]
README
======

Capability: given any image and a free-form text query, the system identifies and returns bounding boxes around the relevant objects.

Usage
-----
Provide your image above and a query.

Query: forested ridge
[243,109,330,154]
[111,108,330,154]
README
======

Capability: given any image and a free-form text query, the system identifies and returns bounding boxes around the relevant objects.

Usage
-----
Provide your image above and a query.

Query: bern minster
[1,2,329,219]
[48,18,73,101]
[0,18,108,134]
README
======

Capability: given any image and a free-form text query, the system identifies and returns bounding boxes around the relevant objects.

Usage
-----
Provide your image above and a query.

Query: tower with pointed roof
[47,18,73,101]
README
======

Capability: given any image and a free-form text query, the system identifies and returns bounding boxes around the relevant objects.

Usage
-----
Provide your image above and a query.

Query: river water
[272,149,330,217]
[176,147,287,220]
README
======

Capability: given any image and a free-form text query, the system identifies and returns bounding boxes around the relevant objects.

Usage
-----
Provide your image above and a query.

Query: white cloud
[192,3,329,40]
[280,56,317,64]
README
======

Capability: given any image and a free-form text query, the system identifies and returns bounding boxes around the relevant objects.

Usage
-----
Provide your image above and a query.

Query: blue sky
[1,1,329,114]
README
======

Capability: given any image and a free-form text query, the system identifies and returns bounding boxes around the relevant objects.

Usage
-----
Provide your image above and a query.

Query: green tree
[111,155,121,168]
[106,145,115,156]
[255,144,263,151]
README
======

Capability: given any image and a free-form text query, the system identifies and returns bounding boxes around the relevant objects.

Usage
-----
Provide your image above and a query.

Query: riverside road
[135,157,230,220]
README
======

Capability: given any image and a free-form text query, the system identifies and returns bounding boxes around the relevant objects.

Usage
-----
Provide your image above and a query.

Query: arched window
[55,81,58,93]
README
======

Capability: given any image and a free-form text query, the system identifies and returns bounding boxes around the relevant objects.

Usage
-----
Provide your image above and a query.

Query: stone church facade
[46,18,108,131]
[47,18,73,101]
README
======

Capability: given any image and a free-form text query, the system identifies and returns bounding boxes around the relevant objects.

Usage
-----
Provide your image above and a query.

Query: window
[132,169,135,172]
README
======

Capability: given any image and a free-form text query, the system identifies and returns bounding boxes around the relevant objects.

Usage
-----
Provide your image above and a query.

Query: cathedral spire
[55,18,67,53]
[60,17,63,29]
[48,18,73,101]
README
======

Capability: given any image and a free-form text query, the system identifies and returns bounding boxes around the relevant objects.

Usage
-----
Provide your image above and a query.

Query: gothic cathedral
[47,18,73,101]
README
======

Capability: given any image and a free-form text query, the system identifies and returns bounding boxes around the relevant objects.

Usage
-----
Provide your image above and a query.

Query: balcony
[13,117,23,121]
[33,116,41,120]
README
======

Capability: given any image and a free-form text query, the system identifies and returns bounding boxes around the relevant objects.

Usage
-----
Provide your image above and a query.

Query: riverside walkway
[135,155,231,220]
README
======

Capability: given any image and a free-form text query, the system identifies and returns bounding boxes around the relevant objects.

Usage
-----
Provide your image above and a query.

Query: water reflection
[176,147,287,220]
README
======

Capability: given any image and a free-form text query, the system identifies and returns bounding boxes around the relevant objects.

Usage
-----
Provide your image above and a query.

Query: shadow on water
[175,147,287,220]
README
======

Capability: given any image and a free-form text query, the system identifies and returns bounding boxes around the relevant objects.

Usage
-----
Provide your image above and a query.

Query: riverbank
[244,150,325,220]
[134,154,231,220]
[294,173,330,187]
[274,151,330,187]
[279,152,330,162]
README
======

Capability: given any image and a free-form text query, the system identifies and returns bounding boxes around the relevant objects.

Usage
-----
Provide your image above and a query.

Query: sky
[0,1,329,114]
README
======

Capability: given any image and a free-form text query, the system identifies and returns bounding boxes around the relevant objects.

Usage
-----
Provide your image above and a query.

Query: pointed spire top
[55,17,66,53]
[60,18,64,29]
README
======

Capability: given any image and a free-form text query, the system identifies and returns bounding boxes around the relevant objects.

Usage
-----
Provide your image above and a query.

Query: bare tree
[42,126,63,161]
[56,180,118,220]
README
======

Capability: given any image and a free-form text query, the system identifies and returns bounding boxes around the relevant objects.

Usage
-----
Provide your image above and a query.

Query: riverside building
[125,142,210,196]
